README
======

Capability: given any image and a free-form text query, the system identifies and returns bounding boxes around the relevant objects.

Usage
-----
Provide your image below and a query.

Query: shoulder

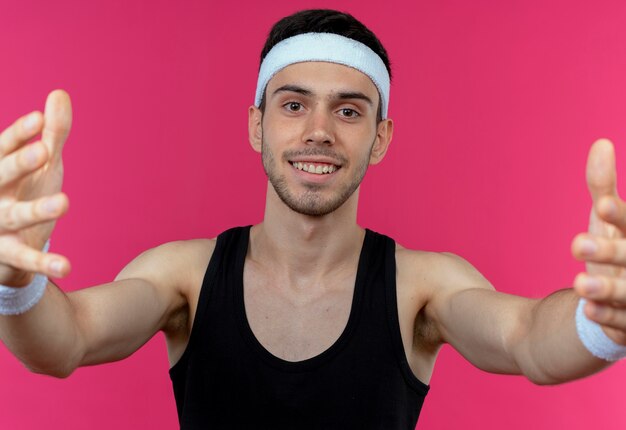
[114,238,218,294]
[394,244,495,348]
[395,244,494,303]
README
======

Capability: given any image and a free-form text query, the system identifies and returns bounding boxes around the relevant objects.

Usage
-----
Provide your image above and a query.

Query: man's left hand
[572,138,626,344]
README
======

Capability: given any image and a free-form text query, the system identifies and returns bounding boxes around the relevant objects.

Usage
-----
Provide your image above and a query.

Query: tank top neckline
[234,225,372,373]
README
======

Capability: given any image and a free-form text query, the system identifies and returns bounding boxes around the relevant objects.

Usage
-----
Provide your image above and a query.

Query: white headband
[255,32,390,119]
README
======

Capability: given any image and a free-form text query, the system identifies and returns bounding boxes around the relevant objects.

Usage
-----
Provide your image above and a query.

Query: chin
[277,187,356,217]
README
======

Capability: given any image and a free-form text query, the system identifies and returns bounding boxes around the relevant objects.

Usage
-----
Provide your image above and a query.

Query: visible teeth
[291,162,338,174]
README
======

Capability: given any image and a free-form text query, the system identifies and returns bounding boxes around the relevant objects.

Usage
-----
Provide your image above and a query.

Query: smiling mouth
[290,161,339,175]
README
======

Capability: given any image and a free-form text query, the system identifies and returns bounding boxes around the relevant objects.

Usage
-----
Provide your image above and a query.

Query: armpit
[413,305,443,352]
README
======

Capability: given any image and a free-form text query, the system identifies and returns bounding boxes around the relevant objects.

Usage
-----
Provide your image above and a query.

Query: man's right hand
[0,90,72,286]
[0,90,188,379]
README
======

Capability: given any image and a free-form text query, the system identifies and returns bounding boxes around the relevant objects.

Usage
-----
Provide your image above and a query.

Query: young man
[0,9,625,429]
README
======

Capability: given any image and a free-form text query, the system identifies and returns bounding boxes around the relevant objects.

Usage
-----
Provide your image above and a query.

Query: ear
[248,105,263,153]
[369,118,393,165]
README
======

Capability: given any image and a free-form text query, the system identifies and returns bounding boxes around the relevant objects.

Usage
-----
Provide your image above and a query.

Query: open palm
[0,91,72,283]
[573,139,626,342]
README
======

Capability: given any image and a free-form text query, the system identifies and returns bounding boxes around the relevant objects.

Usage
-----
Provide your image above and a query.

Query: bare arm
[0,91,188,377]
[425,139,625,385]
[0,242,189,377]
[426,254,607,385]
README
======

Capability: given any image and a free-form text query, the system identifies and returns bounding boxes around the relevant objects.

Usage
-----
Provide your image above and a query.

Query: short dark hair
[258,9,391,122]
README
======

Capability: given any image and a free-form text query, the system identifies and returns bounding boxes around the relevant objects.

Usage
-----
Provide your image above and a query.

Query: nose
[302,107,335,145]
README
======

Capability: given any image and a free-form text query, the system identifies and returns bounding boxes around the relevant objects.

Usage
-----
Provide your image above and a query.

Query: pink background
[1,0,625,428]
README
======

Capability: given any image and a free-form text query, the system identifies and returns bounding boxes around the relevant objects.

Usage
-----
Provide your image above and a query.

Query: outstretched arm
[0,244,189,378]
[425,256,598,385]
[425,139,624,385]
[0,92,188,377]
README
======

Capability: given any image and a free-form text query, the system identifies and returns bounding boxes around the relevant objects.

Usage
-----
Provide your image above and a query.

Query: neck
[250,182,364,286]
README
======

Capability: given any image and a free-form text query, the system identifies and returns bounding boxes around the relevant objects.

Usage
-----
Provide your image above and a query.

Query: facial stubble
[261,134,375,217]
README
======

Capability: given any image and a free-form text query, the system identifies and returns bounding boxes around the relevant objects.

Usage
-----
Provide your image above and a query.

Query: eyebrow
[335,91,374,107]
[272,85,374,107]
[273,84,312,97]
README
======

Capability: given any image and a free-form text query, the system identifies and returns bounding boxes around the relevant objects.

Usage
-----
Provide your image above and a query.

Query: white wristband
[575,298,626,361]
[0,240,50,316]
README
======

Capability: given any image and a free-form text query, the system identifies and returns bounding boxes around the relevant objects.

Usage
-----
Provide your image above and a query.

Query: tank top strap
[381,230,430,395]
[170,225,251,378]
[355,229,429,395]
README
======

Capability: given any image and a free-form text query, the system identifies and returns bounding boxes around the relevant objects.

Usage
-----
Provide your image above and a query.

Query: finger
[0,240,71,279]
[582,300,626,333]
[42,90,72,164]
[586,138,619,202]
[0,193,68,233]
[0,141,48,188]
[0,111,44,157]
[572,233,626,265]
[594,195,626,233]
[573,273,626,306]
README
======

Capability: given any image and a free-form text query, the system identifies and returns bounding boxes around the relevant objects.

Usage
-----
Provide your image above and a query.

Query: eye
[284,102,303,112]
[339,108,360,118]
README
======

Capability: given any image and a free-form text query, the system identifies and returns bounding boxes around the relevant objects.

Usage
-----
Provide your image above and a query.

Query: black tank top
[169,226,429,429]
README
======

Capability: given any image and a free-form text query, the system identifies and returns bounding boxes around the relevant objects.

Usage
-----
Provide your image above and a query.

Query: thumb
[586,138,618,202]
[42,89,72,162]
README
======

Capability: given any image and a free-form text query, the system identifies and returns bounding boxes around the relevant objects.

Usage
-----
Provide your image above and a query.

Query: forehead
[266,61,380,102]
